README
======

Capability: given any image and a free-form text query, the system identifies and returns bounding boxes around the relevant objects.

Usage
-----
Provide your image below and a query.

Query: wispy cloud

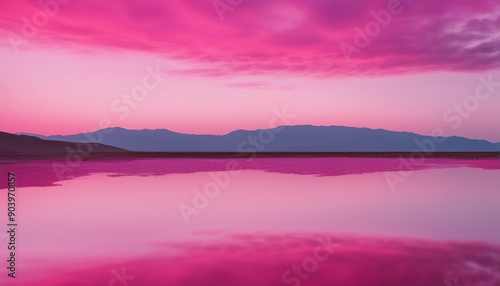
[226,81,293,89]
[17,233,500,285]
[1,0,499,78]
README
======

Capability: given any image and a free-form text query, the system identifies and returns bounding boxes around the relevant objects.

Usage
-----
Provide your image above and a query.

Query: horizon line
[9,125,500,145]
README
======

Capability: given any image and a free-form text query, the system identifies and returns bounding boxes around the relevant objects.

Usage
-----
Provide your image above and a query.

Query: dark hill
[0,131,127,154]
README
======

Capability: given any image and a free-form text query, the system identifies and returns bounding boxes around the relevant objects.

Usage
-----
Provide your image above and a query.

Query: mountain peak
[16,125,499,152]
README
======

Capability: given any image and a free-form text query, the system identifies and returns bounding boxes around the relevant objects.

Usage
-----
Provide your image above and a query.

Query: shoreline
[1,152,499,160]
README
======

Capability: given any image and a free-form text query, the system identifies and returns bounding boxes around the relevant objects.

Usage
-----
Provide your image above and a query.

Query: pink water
[1,158,499,285]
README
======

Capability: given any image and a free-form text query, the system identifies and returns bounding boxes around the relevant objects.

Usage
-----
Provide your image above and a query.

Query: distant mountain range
[15,125,500,152]
[0,131,126,154]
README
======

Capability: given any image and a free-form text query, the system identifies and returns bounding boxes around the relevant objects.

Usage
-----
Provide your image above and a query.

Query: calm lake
[1,157,499,285]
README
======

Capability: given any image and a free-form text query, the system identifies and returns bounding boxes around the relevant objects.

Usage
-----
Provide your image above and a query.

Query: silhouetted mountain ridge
[17,125,500,152]
[0,131,127,154]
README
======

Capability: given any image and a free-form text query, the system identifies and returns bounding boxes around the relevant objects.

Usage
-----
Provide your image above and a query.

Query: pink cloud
[226,81,293,89]
[3,157,499,190]
[9,233,500,286]
[1,0,499,77]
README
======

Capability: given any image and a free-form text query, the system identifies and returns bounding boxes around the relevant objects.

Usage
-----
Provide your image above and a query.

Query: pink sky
[0,0,499,141]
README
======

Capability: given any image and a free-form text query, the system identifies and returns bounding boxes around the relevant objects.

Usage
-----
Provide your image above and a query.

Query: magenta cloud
[3,157,499,190]
[1,0,499,77]
[10,233,500,286]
